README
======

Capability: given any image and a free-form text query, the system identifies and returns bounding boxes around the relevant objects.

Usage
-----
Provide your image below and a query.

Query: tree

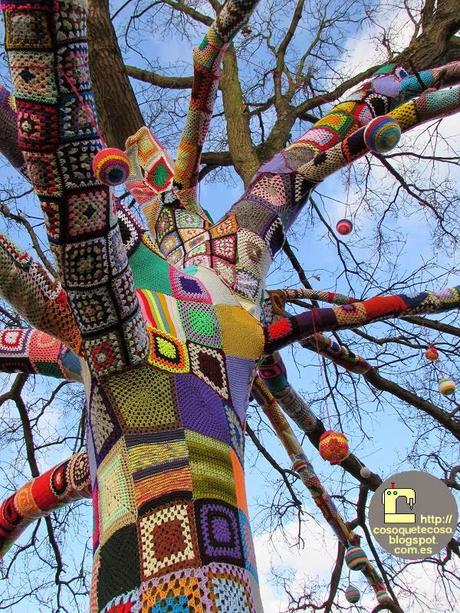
[0,0,459,611]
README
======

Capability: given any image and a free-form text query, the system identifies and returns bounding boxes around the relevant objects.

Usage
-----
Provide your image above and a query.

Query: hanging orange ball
[336,218,353,235]
[319,430,350,464]
[425,345,439,361]
[92,147,130,186]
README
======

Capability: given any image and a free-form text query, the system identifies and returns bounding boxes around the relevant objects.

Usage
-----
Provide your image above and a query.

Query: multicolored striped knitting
[0,452,90,557]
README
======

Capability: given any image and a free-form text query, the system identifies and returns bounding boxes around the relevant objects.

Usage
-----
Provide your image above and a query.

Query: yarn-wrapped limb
[2,0,148,380]
[0,452,91,558]
[264,286,460,353]
[252,377,391,605]
[0,327,81,381]
[0,234,81,352]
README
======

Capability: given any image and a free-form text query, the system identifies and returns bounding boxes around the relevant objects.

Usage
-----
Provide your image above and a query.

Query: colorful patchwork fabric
[0,327,81,380]
[0,232,81,351]
[264,287,460,353]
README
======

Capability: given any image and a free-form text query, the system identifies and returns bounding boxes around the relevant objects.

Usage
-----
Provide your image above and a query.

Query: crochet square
[14,481,40,518]
[208,564,254,612]
[66,452,91,495]
[186,431,236,506]
[175,209,205,230]
[178,227,204,242]
[211,235,237,262]
[138,501,199,579]
[9,50,57,103]
[169,268,211,303]
[125,429,192,511]
[105,365,179,432]
[146,155,174,193]
[231,200,277,235]
[0,329,28,355]
[195,499,244,566]
[57,42,91,94]
[178,302,221,348]
[98,525,140,611]
[64,235,109,288]
[98,441,136,545]
[4,11,52,50]
[147,327,190,374]
[25,152,63,197]
[265,217,284,256]
[59,91,98,142]
[122,312,149,365]
[155,208,176,243]
[67,187,109,238]
[16,100,58,152]
[55,0,87,43]
[210,214,238,239]
[86,333,126,376]
[139,567,211,611]
[236,229,270,277]
[107,226,129,275]
[161,231,182,256]
[70,286,117,334]
[112,269,139,319]
[168,245,186,268]
[235,269,260,300]
[334,302,367,326]
[216,305,264,360]
[117,206,142,255]
[57,139,100,189]
[185,253,212,269]
[212,258,236,288]
[175,374,231,444]
[188,343,229,400]
[184,233,211,259]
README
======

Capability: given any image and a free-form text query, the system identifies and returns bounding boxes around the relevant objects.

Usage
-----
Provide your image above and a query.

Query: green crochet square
[149,160,171,190]
[186,430,236,506]
[128,241,172,294]
[188,308,216,336]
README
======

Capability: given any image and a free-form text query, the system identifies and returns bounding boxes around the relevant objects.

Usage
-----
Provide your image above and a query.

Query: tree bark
[87,0,144,148]
[220,47,260,185]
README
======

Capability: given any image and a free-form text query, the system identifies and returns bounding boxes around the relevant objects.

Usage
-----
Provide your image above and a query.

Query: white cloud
[254,518,459,612]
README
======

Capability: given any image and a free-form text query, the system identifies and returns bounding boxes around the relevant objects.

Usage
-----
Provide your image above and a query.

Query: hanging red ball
[319,430,350,464]
[92,147,130,186]
[336,218,353,235]
[425,345,439,361]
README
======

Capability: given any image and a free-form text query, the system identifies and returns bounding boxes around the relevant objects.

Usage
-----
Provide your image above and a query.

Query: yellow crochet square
[216,304,264,359]
[186,430,236,506]
[105,365,179,431]
[98,439,136,546]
